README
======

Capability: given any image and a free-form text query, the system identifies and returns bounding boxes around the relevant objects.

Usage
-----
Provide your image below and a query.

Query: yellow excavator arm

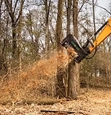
[89,18,111,52]
[61,18,111,63]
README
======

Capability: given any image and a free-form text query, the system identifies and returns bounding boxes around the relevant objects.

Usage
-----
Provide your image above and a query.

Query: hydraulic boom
[61,18,111,63]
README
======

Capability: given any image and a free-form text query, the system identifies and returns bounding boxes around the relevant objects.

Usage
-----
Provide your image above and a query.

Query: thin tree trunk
[56,0,63,51]
[12,22,17,58]
[55,0,65,98]
[66,0,72,97]
[0,0,8,75]
[0,0,3,36]
[67,0,72,35]
[45,0,51,57]
[18,15,23,72]
[92,0,97,78]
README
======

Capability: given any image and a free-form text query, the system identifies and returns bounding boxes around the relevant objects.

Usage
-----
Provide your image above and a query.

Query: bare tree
[0,0,3,32]
[25,11,40,60]
[0,0,8,75]
[44,0,51,56]
[68,0,80,99]
[55,0,65,98]
[4,0,25,58]
[65,0,72,97]
[66,0,72,35]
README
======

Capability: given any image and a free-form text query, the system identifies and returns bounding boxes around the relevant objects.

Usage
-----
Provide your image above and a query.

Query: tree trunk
[44,0,51,57]
[92,0,97,78]
[17,15,23,72]
[0,0,8,75]
[12,22,17,58]
[0,0,3,36]
[55,0,65,98]
[56,0,63,51]
[68,0,80,99]
[67,0,72,35]
[68,59,79,99]
[66,0,72,97]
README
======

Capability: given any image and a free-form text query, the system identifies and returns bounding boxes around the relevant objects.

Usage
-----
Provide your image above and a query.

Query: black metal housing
[61,34,90,63]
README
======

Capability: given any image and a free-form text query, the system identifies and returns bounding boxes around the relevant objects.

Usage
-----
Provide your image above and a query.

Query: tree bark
[67,0,72,35]
[0,0,8,75]
[0,0,3,35]
[56,0,63,51]
[44,0,51,56]
[55,0,65,98]
[68,0,80,99]
[66,0,72,97]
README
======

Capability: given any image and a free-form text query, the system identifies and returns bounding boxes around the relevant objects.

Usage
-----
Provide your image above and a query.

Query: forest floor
[0,88,111,115]
[0,51,111,115]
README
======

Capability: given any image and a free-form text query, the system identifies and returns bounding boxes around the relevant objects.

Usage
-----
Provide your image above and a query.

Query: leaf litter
[0,50,110,114]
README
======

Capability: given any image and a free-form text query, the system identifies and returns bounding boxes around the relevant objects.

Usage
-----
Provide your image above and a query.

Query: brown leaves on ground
[0,89,111,115]
[0,49,111,114]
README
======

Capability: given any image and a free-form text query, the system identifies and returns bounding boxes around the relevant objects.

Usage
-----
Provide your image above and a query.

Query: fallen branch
[41,109,90,115]
[41,110,75,114]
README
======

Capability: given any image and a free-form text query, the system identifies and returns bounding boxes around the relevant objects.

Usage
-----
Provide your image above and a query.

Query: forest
[0,0,111,114]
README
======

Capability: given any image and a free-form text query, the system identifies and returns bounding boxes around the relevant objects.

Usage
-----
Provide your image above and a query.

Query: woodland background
[0,0,111,104]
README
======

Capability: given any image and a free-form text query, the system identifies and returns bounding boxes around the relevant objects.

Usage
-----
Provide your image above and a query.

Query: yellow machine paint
[61,18,111,63]
[89,18,111,52]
